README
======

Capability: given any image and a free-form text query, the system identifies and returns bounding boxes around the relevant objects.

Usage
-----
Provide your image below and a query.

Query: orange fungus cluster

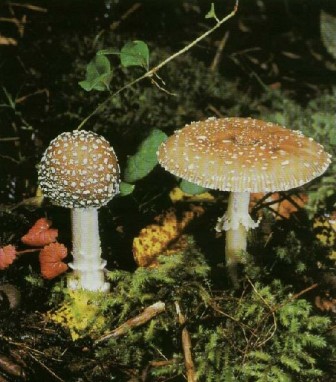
[0,218,68,279]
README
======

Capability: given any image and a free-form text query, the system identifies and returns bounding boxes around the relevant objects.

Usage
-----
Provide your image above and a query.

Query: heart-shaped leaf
[119,181,135,196]
[79,55,112,92]
[120,41,149,69]
[124,129,167,183]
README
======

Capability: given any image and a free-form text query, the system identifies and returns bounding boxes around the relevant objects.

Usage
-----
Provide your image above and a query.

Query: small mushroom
[38,130,120,292]
[157,117,332,283]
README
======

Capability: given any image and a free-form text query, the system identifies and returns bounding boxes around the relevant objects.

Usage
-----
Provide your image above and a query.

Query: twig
[0,354,24,378]
[15,88,49,104]
[283,283,318,305]
[28,353,64,382]
[250,192,274,212]
[110,3,141,31]
[148,360,174,367]
[8,3,47,12]
[0,16,26,37]
[94,301,165,346]
[251,191,301,214]
[0,137,20,141]
[76,0,239,130]
[210,31,230,71]
[246,278,277,348]
[207,104,224,118]
[142,359,175,382]
[4,336,63,363]
[175,302,197,382]
[0,154,20,163]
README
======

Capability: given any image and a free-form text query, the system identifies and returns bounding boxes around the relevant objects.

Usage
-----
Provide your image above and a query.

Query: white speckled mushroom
[38,130,120,292]
[157,117,332,283]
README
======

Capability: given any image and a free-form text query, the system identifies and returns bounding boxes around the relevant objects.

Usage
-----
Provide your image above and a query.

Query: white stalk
[216,192,259,284]
[67,208,110,292]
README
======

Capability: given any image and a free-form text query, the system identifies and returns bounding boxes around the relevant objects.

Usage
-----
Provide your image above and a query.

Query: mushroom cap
[38,130,120,208]
[157,117,332,193]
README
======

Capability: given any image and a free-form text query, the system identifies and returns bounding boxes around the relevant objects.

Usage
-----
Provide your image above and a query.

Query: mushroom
[157,117,332,283]
[38,130,120,292]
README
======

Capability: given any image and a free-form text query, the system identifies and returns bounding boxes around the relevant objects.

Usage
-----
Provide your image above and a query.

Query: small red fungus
[39,242,68,279]
[0,245,17,270]
[33,217,52,231]
[21,217,58,247]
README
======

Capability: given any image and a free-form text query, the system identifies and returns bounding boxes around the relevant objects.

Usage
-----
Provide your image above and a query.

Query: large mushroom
[157,117,332,282]
[38,130,120,292]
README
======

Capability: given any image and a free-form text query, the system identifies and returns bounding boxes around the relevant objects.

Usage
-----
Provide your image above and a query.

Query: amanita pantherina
[157,117,332,282]
[38,130,120,292]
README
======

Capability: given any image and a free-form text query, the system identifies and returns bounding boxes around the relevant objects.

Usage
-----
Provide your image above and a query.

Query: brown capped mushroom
[157,117,332,284]
[38,130,120,292]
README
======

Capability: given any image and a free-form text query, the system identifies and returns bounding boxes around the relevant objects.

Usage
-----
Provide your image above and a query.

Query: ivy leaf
[119,181,135,196]
[120,41,150,69]
[79,55,112,92]
[205,3,218,20]
[123,129,167,183]
[180,179,207,195]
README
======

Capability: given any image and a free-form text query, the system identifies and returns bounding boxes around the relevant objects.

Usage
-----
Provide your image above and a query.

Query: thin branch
[0,137,20,141]
[76,0,239,130]
[210,31,230,72]
[94,301,165,346]
[281,283,318,306]
[8,3,47,12]
[110,3,141,31]
[15,88,50,104]
[246,278,277,348]
[175,301,197,382]
[28,353,64,382]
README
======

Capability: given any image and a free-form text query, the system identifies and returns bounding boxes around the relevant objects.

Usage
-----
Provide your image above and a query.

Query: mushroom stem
[216,192,259,284]
[67,208,110,292]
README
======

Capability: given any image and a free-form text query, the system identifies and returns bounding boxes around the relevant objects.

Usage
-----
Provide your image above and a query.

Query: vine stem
[76,0,239,130]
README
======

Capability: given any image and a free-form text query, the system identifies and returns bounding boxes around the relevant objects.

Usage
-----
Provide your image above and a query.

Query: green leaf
[205,3,218,20]
[180,179,207,195]
[120,40,149,69]
[119,181,135,196]
[123,129,167,183]
[79,55,112,92]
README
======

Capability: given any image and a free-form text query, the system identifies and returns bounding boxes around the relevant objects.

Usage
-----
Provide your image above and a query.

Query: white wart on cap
[38,130,120,208]
[157,117,332,193]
